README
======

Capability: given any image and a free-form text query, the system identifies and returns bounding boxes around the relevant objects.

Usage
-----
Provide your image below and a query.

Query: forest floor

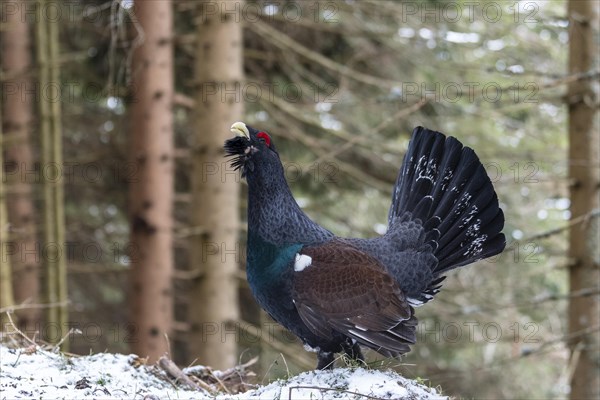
[0,344,447,399]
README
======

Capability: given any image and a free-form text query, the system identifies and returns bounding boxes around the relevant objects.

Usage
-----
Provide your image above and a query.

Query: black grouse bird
[224,122,505,369]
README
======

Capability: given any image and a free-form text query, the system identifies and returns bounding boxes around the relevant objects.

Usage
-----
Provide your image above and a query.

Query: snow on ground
[1,345,446,399]
[237,368,447,400]
[0,345,202,399]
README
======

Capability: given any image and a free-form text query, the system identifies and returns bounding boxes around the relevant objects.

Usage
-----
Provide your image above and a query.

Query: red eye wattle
[257,132,271,147]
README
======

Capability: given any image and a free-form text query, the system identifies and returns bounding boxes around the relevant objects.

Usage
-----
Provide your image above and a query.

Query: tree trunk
[47,0,68,343]
[128,0,174,363]
[187,0,243,369]
[36,0,68,345]
[1,96,16,326]
[567,1,600,399]
[1,0,40,334]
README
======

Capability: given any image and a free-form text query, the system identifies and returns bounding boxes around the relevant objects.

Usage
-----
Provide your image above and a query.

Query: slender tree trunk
[36,0,54,329]
[47,0,67,342]
[128,0,174,363]
[1,0,40,334]
[187,0,243,369]
[1,97,16,326]
[36,0,67,345]
[567,1,600,399]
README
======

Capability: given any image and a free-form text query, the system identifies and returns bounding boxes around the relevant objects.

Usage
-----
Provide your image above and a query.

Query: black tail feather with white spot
[389,127,505,276]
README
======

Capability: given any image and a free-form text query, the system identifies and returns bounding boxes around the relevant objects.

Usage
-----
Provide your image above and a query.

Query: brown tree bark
[1,96,16,326]
[1,0,39,331]
[567,1,600,399]
[34,0,67,344]
[128,0,174,362]
[187,0,243,369]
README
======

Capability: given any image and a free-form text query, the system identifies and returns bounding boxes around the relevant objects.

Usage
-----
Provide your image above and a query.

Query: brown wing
[292,241,417,357]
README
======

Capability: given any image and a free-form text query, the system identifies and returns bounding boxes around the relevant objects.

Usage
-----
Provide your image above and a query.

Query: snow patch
[0,345,446,400]
[0,345,205,399]
[236,368,446,400]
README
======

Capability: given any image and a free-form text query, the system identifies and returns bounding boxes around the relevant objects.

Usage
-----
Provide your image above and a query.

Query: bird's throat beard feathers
[224,136,256,177]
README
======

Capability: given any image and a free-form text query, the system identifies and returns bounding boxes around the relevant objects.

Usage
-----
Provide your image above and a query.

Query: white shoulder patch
[294,254,312,272]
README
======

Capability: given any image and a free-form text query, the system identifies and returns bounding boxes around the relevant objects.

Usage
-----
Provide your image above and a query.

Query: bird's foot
[341,341,365,367]
[344,341,364,362]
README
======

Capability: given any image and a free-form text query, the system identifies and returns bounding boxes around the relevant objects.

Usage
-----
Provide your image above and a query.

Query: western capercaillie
[225,122,505,369]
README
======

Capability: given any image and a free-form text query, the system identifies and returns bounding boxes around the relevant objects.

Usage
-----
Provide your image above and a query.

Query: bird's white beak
[230,122,249,138]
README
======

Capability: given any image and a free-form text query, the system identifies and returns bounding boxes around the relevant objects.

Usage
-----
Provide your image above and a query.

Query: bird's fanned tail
[389,127,506,276]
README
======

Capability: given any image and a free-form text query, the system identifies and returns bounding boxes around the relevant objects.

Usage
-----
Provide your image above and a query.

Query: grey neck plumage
[246,169,333,246]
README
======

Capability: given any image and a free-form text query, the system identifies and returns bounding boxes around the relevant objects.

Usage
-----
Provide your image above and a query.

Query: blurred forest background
[1,0,599,399]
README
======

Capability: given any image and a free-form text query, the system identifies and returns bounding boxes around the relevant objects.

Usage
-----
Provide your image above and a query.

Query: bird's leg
[343,341,365,364]
[316,351,335,370]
